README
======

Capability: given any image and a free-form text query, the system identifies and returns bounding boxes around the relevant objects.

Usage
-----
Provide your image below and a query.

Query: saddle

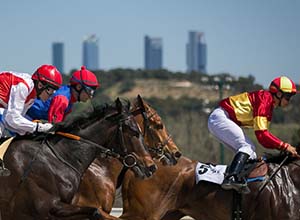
[0,137,14,160]
[239,159,268,183]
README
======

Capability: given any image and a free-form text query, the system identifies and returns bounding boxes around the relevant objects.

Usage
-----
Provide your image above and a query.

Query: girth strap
[232,191,242,220]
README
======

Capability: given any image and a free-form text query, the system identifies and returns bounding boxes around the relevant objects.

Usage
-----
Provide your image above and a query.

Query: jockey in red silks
[208,76,300,193]
[0,65,62,175]
[27,66,99,123]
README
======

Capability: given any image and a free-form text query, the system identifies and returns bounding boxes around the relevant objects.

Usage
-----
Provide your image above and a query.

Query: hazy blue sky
[1,0,299,87]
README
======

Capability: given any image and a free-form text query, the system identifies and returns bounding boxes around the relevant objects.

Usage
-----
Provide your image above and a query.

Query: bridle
[131,106,172,161]
[103,113,141,168]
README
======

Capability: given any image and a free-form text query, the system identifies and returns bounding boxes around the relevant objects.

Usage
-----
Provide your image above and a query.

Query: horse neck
[53,122,110,175]
[53,138,98,175]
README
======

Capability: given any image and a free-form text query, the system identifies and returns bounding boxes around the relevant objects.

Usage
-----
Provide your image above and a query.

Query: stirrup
[221,176,250,194]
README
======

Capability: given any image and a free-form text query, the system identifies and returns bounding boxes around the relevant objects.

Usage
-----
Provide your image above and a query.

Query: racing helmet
[32,65,62,90]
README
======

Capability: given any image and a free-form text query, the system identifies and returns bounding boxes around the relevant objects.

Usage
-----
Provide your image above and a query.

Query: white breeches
[208,107,257,159]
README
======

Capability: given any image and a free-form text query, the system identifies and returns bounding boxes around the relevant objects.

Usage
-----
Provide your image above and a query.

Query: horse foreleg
[97,208,120,220]
[50,202,103,220]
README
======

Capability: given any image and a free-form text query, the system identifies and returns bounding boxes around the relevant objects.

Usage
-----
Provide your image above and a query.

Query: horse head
[56,97,157,179]
[106,98,157,178]
[131,95,182,165]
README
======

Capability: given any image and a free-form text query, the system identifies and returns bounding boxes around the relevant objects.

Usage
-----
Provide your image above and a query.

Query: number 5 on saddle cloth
[195,160,268,186]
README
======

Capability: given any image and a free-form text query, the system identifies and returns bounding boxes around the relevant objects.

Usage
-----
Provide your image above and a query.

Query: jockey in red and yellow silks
[208,76,300,193]
[220,90,282,150]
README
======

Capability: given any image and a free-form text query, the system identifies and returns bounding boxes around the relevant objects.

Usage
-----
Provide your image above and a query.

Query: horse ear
[126,100,131,111]
[116,98,123,113]
[137,94,145,109]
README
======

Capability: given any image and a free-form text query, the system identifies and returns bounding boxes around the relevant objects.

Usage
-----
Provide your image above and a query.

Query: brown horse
[0,98,156,220]
[72,95,181,219]
[121,154,300,220]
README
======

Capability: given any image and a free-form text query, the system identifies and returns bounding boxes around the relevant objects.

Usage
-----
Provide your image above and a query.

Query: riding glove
[36,123,53,133]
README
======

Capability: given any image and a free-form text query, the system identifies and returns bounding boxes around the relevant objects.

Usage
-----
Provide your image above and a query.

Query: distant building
[186,31,207,73]
[144,35,163,70]
[83,35,99,70]
[52,42,64,73]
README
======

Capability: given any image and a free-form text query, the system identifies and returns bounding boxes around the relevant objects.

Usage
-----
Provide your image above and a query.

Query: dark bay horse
[0,98,156,220]
[120,154,300,220]
[72,95,181,219]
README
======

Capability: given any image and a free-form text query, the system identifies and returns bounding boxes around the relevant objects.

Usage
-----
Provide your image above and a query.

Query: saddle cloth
[195,161,268,185]
[0,137,14,160]
[195,162,227,184]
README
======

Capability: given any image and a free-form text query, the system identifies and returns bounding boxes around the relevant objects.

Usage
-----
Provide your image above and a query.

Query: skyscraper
[83,35,99,70]
[52,42,64,73]
[186,31,207,73]
[144,35,163,70]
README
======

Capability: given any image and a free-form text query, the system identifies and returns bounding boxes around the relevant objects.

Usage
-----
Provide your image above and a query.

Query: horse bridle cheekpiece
[131,106,172,161]
[103,112,141,168]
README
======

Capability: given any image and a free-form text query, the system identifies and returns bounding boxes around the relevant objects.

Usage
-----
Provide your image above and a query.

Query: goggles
[282,92,294,101]
[83,85,96,98]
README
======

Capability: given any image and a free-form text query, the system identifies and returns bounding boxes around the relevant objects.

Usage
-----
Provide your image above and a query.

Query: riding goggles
[282,92,295,101]
[83,85,96,98]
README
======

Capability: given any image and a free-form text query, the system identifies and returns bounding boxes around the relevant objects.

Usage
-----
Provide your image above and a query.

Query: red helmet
[32,65,62,90]
[269,76,297,94]
[70,66,99,89]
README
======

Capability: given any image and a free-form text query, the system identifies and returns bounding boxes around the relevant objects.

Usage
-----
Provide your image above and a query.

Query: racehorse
[0,98,156,220]
[72,95,181,219]
[120,154,300,220]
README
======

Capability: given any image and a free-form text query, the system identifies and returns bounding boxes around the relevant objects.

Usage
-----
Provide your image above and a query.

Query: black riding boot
[221,152,250,193]
[0,159,11,177]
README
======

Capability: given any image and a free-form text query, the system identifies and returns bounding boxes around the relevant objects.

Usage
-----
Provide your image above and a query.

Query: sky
[1,0,299,87]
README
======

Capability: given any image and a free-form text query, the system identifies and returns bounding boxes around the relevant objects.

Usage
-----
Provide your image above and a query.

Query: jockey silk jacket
[27,85,74,123]
[219,90,284,150]
[0,71,37,135]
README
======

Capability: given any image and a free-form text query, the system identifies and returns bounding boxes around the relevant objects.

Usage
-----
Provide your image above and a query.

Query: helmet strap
[274,92,283,107]
[34,81,47,97]
[72,85,84,102]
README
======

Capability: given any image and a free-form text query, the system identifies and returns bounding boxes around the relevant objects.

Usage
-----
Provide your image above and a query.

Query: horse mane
[55,98,131,132]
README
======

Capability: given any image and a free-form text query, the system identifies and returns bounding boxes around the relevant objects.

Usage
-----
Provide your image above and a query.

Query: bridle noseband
[131,106,172,161]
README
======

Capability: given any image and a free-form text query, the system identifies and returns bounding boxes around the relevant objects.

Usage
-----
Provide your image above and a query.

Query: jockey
[27,66,99,123]
[0,64,62,175]
[208,76,300,193]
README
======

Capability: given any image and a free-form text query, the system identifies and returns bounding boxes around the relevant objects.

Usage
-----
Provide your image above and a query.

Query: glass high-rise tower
[186,31,207,73]
[52,42,64,73]
[83,35,99,70]
[144,35,163,70]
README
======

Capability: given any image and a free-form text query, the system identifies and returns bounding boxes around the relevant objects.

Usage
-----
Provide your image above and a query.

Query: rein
[257,155,289,194]
[55,126,139,169]
[56,131,119,157]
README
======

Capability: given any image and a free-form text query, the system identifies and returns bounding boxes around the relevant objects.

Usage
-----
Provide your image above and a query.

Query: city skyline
[186,31,207,73]
[1,0,299,87]
[52,42,64,73]
[83,35,99,71]
[144,35,163,70]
